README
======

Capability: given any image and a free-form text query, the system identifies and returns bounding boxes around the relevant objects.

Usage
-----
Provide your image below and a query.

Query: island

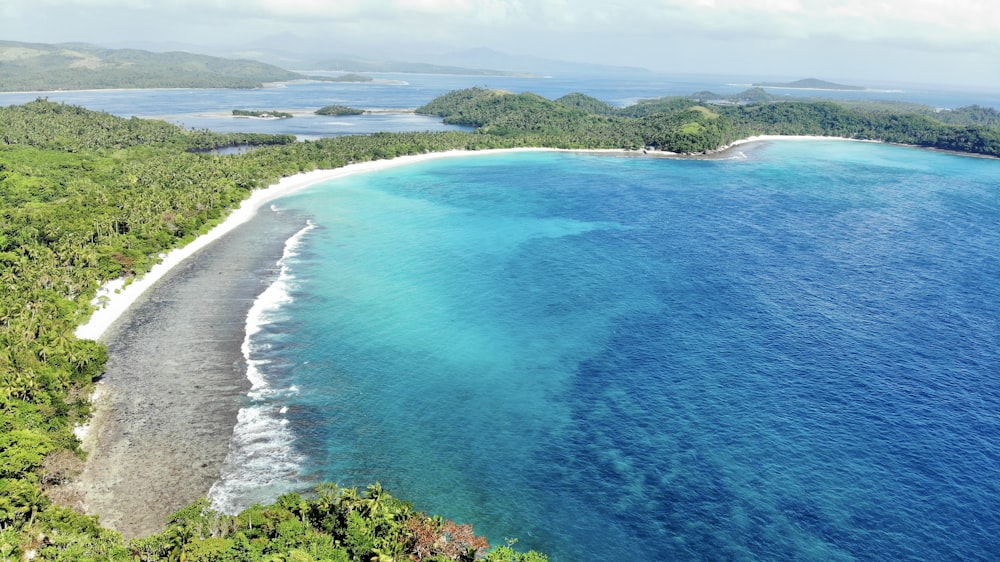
[315,104,365,116]
[752,78,866,91]
[232,109,293,119]
[1,87,998,560]
[315,73,374,83]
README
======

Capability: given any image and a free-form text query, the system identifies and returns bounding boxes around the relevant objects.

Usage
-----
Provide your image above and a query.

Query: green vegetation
[417,87,1000,156]
[315,105,365,116]
[723,101,1000,154]
[554,93,618,116]
[0,100,296,151]
[27,486,544,561]
[833,101,1000,128]
[233,109,294,119]
[2,86,998,559]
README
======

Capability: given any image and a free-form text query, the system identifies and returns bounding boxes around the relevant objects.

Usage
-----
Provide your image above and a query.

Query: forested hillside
[418,87,1000,156]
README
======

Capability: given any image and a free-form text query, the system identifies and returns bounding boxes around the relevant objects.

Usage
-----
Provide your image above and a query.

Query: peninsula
[0,40,368,91]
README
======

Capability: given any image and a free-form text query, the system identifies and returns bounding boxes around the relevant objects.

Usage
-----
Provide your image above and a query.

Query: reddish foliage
[406,517,490,561]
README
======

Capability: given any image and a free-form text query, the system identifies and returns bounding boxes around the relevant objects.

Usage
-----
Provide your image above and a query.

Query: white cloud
[11,0,1000,44]
[657,0,1000,44]
[2,0,997,87]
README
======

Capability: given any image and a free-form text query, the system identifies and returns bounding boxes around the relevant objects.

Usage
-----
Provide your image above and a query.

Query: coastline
[69,208,306,537]
[69,147,572,538]
[75,150,556,342]
[720,134,874,151]
[68,136,903,538]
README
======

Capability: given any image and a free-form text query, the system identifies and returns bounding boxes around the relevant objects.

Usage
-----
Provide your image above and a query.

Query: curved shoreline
[75,148,562,343]
[70,208,306,537]
[69,136,904,537]
[69,130,984,343]
[75,135,881,340]
[71,135,887,342]
[71,147,572,537]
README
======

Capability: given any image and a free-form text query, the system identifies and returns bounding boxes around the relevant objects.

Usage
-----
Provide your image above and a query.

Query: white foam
[210,222,315,513]
[208,403,307,514]
[242,221,313,391]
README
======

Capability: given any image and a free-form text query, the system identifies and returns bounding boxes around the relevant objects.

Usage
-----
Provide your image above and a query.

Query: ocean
[211,142,999,561]
[7,73,997,560]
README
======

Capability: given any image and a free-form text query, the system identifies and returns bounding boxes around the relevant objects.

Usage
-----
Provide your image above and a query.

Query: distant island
[0,40,370,91]
[314,73,373,83]
[752,78,866,91]
[232,109,293,119]
[315,105,365,116]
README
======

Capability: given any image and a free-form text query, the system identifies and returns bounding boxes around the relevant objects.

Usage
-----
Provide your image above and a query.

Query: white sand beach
[74,148,565,343]
[72,135,880,346]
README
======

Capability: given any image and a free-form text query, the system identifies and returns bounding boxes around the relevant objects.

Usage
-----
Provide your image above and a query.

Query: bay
[215,141,1000,561]
[7,71,998,560]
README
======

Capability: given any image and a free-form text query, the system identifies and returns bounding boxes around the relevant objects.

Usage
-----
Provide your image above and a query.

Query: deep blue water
[211,141,1000,561]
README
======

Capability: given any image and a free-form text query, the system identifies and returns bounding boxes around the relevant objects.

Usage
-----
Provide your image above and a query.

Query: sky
[3,0,1000,88]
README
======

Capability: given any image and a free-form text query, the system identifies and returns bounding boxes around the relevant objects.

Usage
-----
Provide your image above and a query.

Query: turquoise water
[214,141,1000,561]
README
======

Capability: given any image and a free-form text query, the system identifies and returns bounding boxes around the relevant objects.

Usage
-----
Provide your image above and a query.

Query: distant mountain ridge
[311,57,540,77]
[438,47,651,77]
[0,40,305,91]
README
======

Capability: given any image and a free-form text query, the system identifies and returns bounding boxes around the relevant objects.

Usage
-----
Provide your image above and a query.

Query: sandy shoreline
[68,208,308,537]
[69,147,577,537]
[75,149,560,343]
[68,137,863,538]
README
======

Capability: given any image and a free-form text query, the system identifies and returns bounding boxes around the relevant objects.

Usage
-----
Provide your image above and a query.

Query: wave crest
[209,220,315,514]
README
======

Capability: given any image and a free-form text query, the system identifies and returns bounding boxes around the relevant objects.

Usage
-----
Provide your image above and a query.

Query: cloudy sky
[4,0,999,88]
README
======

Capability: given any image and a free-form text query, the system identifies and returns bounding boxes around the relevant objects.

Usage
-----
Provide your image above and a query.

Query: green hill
[417,87,1000,156]
[0,41,305,91]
